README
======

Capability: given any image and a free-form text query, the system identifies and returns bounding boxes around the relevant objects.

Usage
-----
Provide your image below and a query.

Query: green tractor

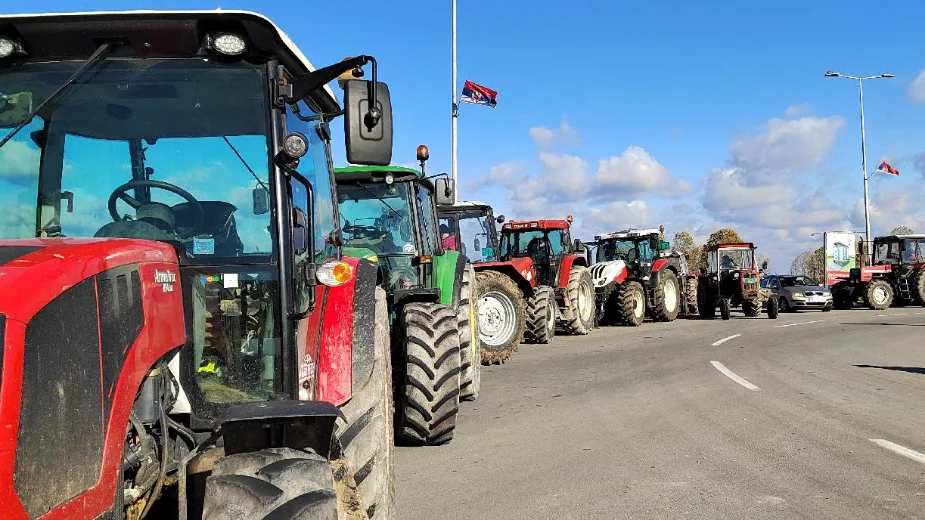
[334,153,478,446]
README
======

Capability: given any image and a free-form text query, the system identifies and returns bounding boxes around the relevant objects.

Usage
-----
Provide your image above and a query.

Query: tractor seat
[173,201,244,256]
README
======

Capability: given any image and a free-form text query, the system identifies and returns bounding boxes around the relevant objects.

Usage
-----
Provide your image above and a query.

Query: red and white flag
[874,161,900,176]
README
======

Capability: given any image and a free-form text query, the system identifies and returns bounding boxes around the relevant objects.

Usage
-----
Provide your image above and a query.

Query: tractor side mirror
[761,260,768,271]
[343,79,393,166]
[435,177,455,206]
[657,241,671,251]
[496,214,506,224]
[574,238,586,253]
[253,187,269,215]
[474,237,481,252]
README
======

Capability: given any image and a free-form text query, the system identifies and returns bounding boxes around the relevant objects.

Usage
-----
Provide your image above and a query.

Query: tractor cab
[871,235,925,270]
[335,163,451,302]
[0,10,396,518]
[593,227,672,278]
[438,200,504,263]
[500,217,584,286]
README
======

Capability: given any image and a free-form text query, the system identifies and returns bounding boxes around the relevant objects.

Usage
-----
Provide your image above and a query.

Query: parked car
[761,274,833,312]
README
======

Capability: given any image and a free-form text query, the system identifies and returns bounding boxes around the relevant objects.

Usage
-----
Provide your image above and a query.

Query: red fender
[651,258,669,273]
[557,254,585,289]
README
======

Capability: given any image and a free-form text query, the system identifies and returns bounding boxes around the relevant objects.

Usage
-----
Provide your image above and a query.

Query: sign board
[824,231,856,287]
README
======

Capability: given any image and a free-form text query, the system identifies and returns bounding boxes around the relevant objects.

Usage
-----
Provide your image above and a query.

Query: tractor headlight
[282,132,309,159]
[317,261,354,286]
[208,32,248,56]
[0,37,15,59]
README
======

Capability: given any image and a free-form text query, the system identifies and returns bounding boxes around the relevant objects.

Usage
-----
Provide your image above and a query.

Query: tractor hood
[589,260,627,288]
[0,238,180,323]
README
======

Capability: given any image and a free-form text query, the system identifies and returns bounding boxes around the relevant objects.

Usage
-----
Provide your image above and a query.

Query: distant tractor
[589,227,699,326]
[498,217,596,339]
[437,201,535,364]
[698,243,779,320]
[335,159,477,445]
[830,234,925,310]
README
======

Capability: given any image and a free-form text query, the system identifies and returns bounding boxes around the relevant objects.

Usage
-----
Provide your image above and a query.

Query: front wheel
[563,265,595,335]
[202,448,361,520]
[396,302,460,445]
[767,296,780,319]
[684,277,699,316]
[611,281,645,326]
[475,271,526,364]
[864,279,894,310]
[698,280,714,320]
[525,285,556,344]
[720,298,731,320]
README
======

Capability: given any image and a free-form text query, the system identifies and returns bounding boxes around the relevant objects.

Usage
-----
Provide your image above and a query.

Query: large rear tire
[863,279,893,310]
[335,287,394,519]
[475,270,525,364]
[651,270,681,322]
[396,302,460,446]
[525,285,556,344]
[684,277,699,316]
[202,448,364,520]
[611,281,645,326]
[914,270,925,306]
[563,265,594,335]
[458,264,481,401]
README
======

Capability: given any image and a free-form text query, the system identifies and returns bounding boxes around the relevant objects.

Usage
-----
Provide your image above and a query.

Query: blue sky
[5,0,925,270]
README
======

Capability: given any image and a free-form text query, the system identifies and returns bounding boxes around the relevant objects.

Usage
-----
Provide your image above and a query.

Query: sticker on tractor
[193,238,215,255]
[154,269,177,293]
[223,272,239,289]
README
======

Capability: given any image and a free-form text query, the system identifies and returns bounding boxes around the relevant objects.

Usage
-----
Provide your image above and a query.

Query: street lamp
[825,70,894,263]
[810,230,863,237]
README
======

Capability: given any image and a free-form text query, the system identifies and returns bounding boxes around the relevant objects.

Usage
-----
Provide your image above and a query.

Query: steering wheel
[108,179,205,239]
[344,224,381,240]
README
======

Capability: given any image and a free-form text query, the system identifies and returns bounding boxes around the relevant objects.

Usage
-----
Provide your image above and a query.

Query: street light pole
[824,71,894,264]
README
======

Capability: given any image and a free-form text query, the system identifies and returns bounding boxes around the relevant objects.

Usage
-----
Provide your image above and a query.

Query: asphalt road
[395,306,925,519]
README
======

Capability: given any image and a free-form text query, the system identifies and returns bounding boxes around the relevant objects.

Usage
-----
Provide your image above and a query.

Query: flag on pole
[460,80,498,108]
[874,161,900,176]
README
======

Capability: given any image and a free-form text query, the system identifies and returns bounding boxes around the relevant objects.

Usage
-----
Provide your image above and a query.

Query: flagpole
[451,0,458,204]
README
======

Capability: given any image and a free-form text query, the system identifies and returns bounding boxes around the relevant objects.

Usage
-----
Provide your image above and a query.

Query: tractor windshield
[875,239,924,264]
[714,247,755,270]
[596,238,655,263]
[0,58,274,258]
[500,229,565,263]
[443,213,497,262]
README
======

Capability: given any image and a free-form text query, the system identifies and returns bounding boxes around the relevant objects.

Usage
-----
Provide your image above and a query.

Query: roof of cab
[0,9,338,106]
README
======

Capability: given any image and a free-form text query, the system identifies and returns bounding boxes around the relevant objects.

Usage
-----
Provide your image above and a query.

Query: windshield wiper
[222,136,269,193]
[0,42,114,150]
[356,183,401,216]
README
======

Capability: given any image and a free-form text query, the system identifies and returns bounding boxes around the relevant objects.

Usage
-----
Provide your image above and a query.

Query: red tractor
[588,227,698,326]
[831,234,925,309]
[0,10,395,519]
[497,217,596,340]
[437,200,533,363]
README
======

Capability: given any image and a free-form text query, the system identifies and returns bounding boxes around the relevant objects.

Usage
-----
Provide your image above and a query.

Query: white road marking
[775,320,821,328]
[711,334,741,347]
[876,314,888,317]
[870,439,925,465]
[710,361,760,391]
[914,312,925,315]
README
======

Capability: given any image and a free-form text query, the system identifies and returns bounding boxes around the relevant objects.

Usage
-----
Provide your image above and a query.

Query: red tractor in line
[588,227,698,326]
[0,10,395,519]
[831,234,925,309]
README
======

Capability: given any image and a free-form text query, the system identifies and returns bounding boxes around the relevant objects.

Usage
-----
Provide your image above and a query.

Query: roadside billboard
[824,231,856,287]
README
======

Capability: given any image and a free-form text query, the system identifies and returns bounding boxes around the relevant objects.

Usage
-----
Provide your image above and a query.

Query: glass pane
[439,217,457,251]
[0,117,43,238]
[189,267,281,403]
[338,183,416,255]
[458,215,496,262]
[416,186,436,256]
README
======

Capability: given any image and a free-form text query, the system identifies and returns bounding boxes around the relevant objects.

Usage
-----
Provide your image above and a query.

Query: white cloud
[910,70,925,104]
[0,140,40,185]
[594,145,691,199]
[728,115,844,185]
[784,103,810,118]
[529,120,580,150]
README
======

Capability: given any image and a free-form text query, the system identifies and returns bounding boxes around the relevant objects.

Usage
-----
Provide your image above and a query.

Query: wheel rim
[664,279,678,313]
[872,286,888,305]
[478,291,517,347]
[579,281,594,322]
[633,289,645,318]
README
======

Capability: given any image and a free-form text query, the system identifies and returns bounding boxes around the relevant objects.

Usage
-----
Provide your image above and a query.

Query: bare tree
[891,225,915,235]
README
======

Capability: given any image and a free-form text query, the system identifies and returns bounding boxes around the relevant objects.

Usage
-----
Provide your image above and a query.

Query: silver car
[761,275,833,312]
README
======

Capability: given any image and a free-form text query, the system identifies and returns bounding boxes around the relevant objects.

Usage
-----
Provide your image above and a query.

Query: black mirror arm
[281,55,380,127]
